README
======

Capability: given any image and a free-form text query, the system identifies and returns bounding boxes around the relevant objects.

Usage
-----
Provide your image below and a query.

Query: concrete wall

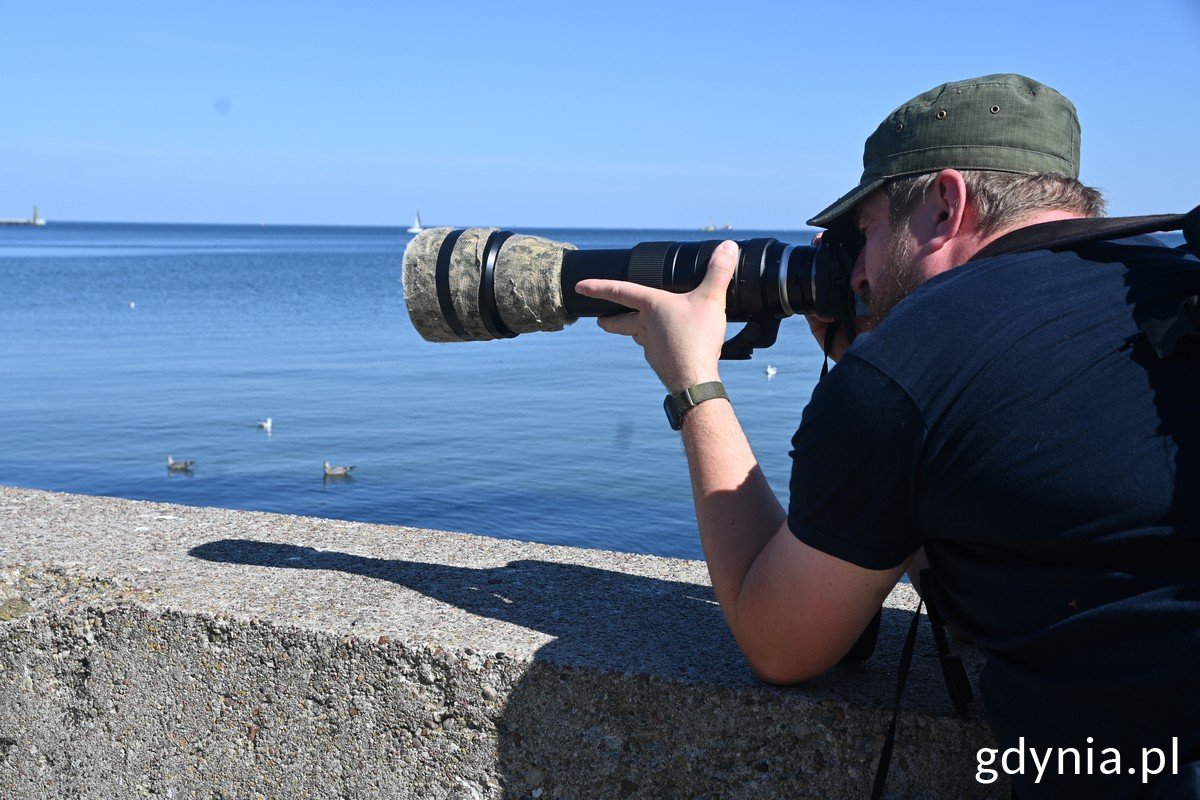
[0,487,1005,798]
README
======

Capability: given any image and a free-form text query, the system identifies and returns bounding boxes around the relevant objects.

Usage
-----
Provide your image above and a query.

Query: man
[576,74,1199,799]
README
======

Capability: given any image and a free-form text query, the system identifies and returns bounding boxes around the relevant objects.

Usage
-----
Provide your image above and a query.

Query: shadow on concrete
[187,538,951,799]
[188,538,738,682]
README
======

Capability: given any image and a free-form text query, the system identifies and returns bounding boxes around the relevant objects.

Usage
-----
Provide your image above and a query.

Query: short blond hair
[884,171,1107,236]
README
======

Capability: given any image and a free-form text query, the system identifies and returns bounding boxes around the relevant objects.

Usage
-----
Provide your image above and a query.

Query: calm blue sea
[4,223,1186,559]
[0,222,835,559]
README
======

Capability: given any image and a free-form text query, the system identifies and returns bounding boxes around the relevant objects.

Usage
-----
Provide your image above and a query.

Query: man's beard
[865,225,924,324]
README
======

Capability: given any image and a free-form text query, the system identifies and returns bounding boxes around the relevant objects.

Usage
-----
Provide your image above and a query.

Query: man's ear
[922,169,969,253]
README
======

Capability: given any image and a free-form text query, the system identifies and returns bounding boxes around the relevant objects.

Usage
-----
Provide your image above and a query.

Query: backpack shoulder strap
[1184,204,1200,255]
[970,208,1200,360]
[972,212,1189,262]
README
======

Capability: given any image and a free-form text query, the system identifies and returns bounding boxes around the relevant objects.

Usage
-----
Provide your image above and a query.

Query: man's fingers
[697,240,738,303]
[580,242,736,311]
[575,278,653,312]
[596,311,641,338]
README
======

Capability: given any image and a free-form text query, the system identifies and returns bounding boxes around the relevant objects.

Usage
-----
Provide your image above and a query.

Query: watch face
[663,395,684,430]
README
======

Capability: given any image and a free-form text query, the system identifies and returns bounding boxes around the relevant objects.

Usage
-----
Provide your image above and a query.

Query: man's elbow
[743,649,836,686]
[728,603,850,685]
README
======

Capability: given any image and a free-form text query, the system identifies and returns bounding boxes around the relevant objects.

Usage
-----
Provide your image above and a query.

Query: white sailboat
[407,211,424,234]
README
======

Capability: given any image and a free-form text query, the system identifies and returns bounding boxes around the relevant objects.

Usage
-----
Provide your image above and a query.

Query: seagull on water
[323,460,355,477]
[167,455,194,471]
[257,417,273,434]
[765,364,778,378]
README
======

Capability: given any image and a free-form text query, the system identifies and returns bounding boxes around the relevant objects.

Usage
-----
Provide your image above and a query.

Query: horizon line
[11,219,820,233]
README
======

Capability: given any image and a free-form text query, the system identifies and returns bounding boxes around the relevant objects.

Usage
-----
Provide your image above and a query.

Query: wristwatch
[663,381,728,430]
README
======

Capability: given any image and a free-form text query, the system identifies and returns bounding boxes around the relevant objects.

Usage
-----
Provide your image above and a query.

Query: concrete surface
[0,486,1005,798]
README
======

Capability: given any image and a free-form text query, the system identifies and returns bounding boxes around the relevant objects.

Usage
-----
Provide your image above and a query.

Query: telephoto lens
[402,227,861,355]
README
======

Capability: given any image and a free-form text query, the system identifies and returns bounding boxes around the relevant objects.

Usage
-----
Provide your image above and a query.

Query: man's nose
[850,253,868,296]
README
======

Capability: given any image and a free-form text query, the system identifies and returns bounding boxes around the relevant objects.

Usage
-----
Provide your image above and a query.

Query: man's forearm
[679,396,786,628]
[573,246,900,682]
[572,241,786,628]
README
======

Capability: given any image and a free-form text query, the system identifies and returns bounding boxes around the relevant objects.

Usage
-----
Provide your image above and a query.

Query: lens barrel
[559,237,854,322]
[402,228,859,345]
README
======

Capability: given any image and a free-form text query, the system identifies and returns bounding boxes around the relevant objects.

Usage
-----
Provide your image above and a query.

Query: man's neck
[917,208,1093,284]
[971,210,1090,259]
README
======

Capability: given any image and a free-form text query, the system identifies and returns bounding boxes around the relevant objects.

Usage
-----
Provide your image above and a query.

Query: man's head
[852,168,1107,320]
[810,74,1106,320]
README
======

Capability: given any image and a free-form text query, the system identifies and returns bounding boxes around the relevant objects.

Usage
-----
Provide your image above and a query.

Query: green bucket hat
[808,73,1081,229]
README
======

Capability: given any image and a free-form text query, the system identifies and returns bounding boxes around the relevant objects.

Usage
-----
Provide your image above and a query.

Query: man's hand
[575,240,738,393]
[803,313,874,363]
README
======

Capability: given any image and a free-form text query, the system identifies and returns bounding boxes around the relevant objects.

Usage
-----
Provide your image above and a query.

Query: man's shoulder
[841,253,1040,394]
[858,233,1190,340]
[843,235,1193,407]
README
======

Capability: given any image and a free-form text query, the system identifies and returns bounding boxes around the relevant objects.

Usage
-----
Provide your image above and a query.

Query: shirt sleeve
[787,354,927,570]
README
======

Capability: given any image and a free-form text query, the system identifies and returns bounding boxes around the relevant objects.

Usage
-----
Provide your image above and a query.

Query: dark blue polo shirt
[788,236,1200,799]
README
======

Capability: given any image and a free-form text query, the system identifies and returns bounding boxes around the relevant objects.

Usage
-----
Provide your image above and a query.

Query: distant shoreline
[0,219,821,234]
[5,220,1186,242]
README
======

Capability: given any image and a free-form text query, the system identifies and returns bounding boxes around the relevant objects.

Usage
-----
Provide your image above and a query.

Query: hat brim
[806,177,886,230]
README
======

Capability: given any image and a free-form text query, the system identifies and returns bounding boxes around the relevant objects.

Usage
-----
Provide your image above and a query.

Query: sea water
[0,222,833,559]
[3,224,1185,559]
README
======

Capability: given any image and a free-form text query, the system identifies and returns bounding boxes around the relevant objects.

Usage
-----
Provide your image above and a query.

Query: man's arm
[679,396,909,683]
[576,242,907,684]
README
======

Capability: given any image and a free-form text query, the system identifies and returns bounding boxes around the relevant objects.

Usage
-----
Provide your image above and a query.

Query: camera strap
[820,320,841,379]
[870,569,973,800]
[870,596,923,800]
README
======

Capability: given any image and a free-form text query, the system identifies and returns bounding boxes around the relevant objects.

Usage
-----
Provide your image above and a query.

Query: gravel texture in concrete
[0,486,1004,798]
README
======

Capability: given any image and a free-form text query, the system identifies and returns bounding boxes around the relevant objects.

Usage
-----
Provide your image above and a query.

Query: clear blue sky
[2,0,1198,228]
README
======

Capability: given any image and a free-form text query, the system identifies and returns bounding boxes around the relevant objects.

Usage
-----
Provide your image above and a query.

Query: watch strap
[663,381,728,430]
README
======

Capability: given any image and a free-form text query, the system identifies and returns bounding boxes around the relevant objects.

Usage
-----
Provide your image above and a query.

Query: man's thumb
[699,240,738,300]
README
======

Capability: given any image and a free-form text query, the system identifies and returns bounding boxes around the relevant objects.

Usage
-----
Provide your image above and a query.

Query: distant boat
[0,205,46,227]
[407,211,424,234]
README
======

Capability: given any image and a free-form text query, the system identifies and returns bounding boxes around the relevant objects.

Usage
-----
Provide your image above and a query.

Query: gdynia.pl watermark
[977,737,1182,785]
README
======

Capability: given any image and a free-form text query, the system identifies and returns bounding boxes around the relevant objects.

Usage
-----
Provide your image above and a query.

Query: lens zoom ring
[627,243,671,289]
